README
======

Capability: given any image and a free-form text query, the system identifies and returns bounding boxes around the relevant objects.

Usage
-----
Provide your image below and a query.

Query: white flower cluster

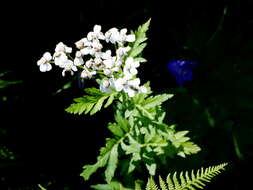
[37,25,147,97]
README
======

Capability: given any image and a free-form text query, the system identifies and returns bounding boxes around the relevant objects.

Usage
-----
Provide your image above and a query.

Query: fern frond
[159,176,168,190]
[143,163,227,190]
[135,182,142,190]
[166,174,175,190]
[146,177,159,190]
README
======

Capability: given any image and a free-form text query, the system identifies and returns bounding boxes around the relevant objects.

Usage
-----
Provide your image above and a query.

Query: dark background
[1,0,253,189]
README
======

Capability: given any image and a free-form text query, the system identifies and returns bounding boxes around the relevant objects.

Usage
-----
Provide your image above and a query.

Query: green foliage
[81,138,118,183]
[66,88,117,115]
[81,85,200,185]
[78,20,201,187]
[144,163,227,190]
[129,19,151,61]
[91,181,132,190]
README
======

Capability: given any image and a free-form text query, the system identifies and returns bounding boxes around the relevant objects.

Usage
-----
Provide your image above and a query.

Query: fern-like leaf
[146,177,159,190]
[129,19,151,59]
[143,163,227,190]
[159,176,168,190]
[66,88,116,115]
[142,94,173,109]
[135,182,142,190]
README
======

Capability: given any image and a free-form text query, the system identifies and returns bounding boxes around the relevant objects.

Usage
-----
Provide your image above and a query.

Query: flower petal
[40,64,47,72]
[94,25,101,33]
[46,63,52,71]
[43,52,52,61]
[126,34,135,42]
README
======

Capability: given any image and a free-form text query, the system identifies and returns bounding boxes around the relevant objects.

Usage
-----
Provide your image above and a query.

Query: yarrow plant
[37,19,226,189]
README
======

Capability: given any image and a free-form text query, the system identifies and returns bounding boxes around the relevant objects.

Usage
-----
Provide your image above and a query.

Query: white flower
[55,42,65,52]
[80,46,93,55]
[53,42,73,69]
[122,78,142,97]
[101,50,112,60]
[126,35,135,42]
[79,40,94,55]
[61,60,77,76]
[123,57,140,79]
[75,39,85,49]
[116,46,131,58]
[92,39,103,52]
[37,52,52,72]
[113,78,127,92]
[79,39,102,56]
[105,28,120,44]
[128,78,140,87]
[75,38,92,50]
[55,42,72,53]
[115,59,123,67]
[93,57,104,70]
[118,28,135,45]
[87,25,105,41]
[123,86,136,97]
[103,68,112,76]
[111,66,120,72]
[53,52,69,68]
[74,51,84,66]
[99,79,112,93]
[81,67,96,79]
[125,57,140,68]
[103,57,115,69]
[85,59,94,68]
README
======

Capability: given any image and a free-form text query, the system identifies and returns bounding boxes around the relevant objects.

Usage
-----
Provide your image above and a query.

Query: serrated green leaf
[85,103,95,114]
[85,87,104,95]
[128,153,141,173]
[91,181,132,190]
[135,19,151,44]
[135,57,147,62]
[104,93,115,108]
[120,141,141,154]
[100,138,117,155]
[129,19,151,58]
[66,88,116,115]
[81,153,110,180]
[142,94,171,109]
[182,142,201,155]
[91,184,113,190]
[174,131,189,139]
[105,144,119,183]
[130,43,147,58]
[146,163,157,176]
[91,96,108,115]
[108,123,124,137]
[115,113,129,132]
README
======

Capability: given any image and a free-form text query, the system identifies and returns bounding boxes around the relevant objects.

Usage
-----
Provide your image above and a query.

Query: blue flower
[167,60,198,87]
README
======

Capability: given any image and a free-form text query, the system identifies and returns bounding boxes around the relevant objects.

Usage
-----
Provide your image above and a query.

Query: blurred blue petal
[167,60,198,87]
